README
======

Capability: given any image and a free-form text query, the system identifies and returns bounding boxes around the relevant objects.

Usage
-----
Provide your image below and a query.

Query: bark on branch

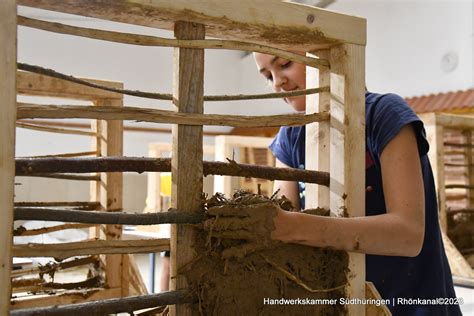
[16,157,330,186]
[14,208,205,225]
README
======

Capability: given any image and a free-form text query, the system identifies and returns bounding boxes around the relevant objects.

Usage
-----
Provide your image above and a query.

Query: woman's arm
[273,159,301,211]
[272,125,425,257]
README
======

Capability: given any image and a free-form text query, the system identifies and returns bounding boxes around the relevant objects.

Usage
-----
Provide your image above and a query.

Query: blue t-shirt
[269,92,461,315]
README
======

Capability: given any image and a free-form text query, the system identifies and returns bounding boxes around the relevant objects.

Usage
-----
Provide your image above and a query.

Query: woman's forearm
[272,211,424,257]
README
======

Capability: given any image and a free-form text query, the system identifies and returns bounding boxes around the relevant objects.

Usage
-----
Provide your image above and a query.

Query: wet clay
[448,213,474,267]
[182,191,349,315]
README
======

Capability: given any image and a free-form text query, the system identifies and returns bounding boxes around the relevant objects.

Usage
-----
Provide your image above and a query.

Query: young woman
[252,52,462,315]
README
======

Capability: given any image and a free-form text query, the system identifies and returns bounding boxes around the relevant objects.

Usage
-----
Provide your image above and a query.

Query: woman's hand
[204,202,284,258]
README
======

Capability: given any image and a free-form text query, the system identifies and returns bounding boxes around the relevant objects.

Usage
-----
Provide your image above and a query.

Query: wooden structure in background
[11,71,147,309]
[214,136,275,197]
[420,113,474,279]
[2,1,382,314]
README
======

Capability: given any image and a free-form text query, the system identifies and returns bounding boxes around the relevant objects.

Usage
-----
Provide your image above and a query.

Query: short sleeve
[369,93,429,159]
[269,127,294,167]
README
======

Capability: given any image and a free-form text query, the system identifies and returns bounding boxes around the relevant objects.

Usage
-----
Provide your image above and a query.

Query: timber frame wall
[1,1,383,315]
[420,113,474,281]
[12,72,148,308]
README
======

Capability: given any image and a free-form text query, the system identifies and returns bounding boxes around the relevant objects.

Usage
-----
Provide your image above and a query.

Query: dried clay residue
[183,191,349,316]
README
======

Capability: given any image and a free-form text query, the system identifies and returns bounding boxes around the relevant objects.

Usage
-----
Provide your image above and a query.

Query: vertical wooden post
[463,130,473,210]
[91,97,124,293]
[214,136,234,196]
[421,113,447,232]
[329,44,366,315]
[305,50,330,209]
[171,21,205,316]
[0,1,16,314]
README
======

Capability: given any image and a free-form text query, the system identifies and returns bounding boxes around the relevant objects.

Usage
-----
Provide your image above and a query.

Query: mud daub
[183,191,349,315]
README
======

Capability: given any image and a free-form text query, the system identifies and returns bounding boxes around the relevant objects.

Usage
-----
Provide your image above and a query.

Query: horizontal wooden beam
[18,15,328,69]
[16,121,97,137]
[436,114,474,129]
[17,0,366,50]
[17,70,122,100]
[16,157,330,185]
[17,173,100,181]
[14,208,204,225]
[17,103,329,128]
[11,256,98,278]
[14,223,96,236]
[10,289,193,316]
[12,239,170,260]
[18,63,329,102]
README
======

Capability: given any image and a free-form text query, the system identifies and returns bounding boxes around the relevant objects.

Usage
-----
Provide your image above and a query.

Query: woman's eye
[281,61,292,69]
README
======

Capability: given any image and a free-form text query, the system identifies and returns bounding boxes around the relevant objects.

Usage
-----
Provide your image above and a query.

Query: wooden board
[329,44,366,315]
[170,21,205,316]
[17,0,366,51]
[17,71,122,100]
[441,231,474,278]
[305,50,330,209]
[366,282,392,316]
[0,1,16,314]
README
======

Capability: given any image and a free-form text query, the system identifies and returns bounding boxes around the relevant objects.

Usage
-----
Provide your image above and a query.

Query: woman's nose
[273,75,288,91]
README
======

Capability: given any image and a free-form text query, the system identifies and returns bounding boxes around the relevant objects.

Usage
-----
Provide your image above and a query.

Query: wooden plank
[329,44,366,315]
[17,71,122,100]
[12,239,170,260]
[92,97,124,293]
[420,113,447,232]
[0,1,16,314]
[306,50,330,209]
[17,103,329,127]
[10,287,121,310]
[170,21,205,316]
[436,113,474,130]
[441,231,474,278]
[17,0,366,50]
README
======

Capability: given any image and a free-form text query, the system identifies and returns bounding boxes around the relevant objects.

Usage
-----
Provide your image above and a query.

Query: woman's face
[254,53,306,112]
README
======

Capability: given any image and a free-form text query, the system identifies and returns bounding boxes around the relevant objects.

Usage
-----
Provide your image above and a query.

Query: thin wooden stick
[10,289,193,316]
[14,208,205,225]
[14,223,97,236]
[18,151,98,159]
[16,122,97,137]
[17,103,329,128]
[14,201,101,210]
[11,256,98,278]
[12,239,170,261]
[445,163,474,167]
[17,173,100,181]
[17,63,329,102]
[15,157,330,186]
[260,254,347,293]
[17,15,329,69]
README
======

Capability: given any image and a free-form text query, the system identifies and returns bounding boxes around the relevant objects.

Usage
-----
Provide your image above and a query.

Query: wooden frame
[4,1,375,315]
[11,72,147,309]
[419,113,474,280]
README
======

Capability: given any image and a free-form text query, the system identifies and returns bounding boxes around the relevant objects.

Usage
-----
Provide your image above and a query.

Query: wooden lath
[17,0,366,51]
